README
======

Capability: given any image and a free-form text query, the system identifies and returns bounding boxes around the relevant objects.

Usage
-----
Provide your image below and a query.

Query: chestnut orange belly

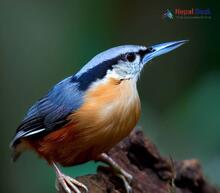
[27,78,140,166]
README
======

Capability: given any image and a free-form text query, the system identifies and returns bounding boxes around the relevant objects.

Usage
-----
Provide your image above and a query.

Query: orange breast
[27,78,140,166]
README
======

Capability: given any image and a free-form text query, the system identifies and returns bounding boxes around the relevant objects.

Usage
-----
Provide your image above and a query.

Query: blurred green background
[1,1,219,193]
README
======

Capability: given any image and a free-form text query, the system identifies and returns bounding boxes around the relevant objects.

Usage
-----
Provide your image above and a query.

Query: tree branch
[76,130,219,193]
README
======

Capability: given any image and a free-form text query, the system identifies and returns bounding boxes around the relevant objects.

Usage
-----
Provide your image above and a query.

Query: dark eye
[125,53,136,62]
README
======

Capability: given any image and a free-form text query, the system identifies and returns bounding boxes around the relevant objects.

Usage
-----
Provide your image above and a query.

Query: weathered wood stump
[76,130,219,193]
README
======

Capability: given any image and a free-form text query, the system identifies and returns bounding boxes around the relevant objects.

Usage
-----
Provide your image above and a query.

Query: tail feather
[10,142,26,162]
[11,149,22,162]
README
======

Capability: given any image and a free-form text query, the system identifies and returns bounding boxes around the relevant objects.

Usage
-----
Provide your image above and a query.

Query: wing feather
[10,77,84,147]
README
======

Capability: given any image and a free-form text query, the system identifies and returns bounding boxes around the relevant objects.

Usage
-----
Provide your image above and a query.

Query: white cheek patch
[106,69,122,79]
[89,54,141,82]
[108,55,141,79]
[113,62,131,78]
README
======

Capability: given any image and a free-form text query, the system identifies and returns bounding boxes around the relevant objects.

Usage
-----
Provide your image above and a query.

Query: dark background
[0,1,219,193]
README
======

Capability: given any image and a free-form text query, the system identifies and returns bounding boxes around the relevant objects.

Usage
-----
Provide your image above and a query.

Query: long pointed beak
[142,40,188,64]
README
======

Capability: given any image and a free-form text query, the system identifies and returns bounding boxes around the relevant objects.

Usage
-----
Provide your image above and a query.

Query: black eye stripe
[138,48,155,58]
[71,55,121,91]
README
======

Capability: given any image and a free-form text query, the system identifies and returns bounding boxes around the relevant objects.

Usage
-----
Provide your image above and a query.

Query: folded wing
[10,77,84,147]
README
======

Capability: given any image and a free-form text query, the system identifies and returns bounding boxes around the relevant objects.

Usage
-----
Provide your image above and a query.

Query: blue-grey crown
[71,45,146,91]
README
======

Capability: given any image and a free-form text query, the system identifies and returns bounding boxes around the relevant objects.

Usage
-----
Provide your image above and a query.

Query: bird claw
[117,174,132,193]
[112,166,133,192]
[98,153,133,193]
[118,169,133,184]
[55,174,88,193]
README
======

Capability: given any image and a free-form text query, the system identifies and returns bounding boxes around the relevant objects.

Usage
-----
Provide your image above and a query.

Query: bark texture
[76,130,219,193]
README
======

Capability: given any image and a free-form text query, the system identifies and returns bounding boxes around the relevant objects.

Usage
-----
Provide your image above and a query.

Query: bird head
[73,40,188,90]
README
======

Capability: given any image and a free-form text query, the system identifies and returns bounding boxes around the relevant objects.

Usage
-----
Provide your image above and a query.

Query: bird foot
[98,153,133,193]
[55,174,88,193]
[53,162,88,193]
[116,173,132,193]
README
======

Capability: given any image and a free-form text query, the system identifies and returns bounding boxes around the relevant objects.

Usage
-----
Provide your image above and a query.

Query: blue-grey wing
[11,77,84,146]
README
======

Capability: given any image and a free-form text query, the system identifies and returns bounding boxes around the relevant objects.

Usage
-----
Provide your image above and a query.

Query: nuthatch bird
[10,40,187,193]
